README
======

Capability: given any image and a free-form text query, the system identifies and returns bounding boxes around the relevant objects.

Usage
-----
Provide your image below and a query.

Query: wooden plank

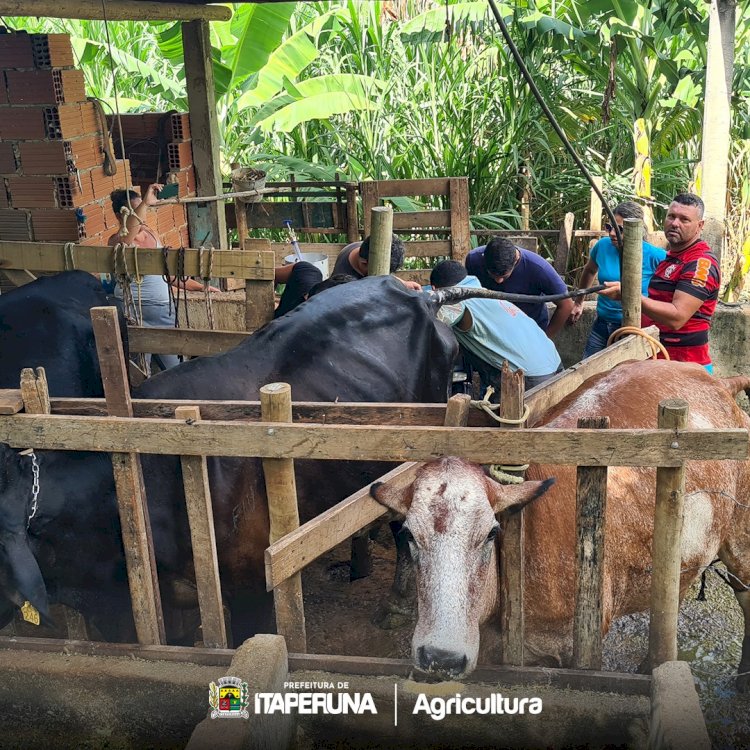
[174,405,227,649]
[51,398,500,427]
[391,211,451,230]
[589,177,603,232]
[648,400,689,668]
[0,241,274,280]
[246,201,338,231]
[525,326,659,426]
[0,415,745,466]
[19,368,49,415]
[572,416,610,670]
[0,389,23,415]
[395,269,430,285]
[244,278,275,331]
[345,184,359,243]
[367,206,393,277]
[265,394,472,592]
[260,383,306,653]
[361,178,451,198]
[401,240,451,257]
[128,326,249,357]
[621,217,644,329]
[499,363,525,667]
[182,19,228,249]
[449,177,471,263]
[554,211,575,274]
[90,307,165,646]
[1,269,36,287]
[0,0,232,20]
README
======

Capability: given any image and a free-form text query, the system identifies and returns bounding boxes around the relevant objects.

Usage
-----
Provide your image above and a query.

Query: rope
[470,385,531,425]
[162,247,177,317]
[606,326,670,360]
[88,96,116,176]
[62,242,76,271]
[132,246,144,327]
[175,246,189,329]
[200,245,215,330]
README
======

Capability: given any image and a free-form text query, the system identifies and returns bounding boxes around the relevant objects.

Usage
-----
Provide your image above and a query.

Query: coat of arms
[209,676,250,719]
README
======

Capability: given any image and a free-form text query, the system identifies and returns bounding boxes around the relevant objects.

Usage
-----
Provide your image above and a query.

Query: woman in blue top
[570,201,666,358]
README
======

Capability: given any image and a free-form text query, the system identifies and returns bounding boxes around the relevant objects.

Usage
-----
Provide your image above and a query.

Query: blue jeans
[583,317,622,359]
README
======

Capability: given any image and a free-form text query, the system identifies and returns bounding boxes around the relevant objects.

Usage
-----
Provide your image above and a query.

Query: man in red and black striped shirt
[600,193,720,372]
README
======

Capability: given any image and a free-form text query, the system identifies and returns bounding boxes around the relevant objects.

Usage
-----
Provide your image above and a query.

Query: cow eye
[486,525,500,544]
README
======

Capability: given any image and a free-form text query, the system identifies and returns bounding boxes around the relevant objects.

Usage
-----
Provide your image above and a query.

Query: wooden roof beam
[0,0,232,21]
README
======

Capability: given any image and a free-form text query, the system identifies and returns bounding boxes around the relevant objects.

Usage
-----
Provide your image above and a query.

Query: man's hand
[144,183,164,207]
[402,279,423,291]
[569,300,584,324]
[598,281,622,301]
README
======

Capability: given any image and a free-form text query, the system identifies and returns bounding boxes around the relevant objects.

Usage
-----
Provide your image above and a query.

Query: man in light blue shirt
[570,201,666,358]
[431,260,562,393]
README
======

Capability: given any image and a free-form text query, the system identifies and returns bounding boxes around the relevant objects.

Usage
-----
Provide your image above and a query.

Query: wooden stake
[20,367,50,416]
[554,212,575,275]
[260,382,306,653]
[90,307,165,646]
[345,183,360,243]
[175,405,227,649]
[368,206,394,277]
[589,177,603,232]
[621,217,643,329]
[572,416,610,670]
[649,399,689,668]
[499,362,526,666]
[449,177,471,264]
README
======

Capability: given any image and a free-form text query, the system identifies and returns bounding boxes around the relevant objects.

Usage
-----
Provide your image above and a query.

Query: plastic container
[284,252,329,279]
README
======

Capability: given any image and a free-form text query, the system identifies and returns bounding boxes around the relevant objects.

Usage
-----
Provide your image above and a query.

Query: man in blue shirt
[431,260,562,393]
[465,237,572,338]
[570,201,666,358]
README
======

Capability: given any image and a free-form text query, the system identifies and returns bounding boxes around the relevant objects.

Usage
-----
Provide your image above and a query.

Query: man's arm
[570,258,598,323]
[119,183,161,245]
[599,283,703,330]
[546,297,574,338]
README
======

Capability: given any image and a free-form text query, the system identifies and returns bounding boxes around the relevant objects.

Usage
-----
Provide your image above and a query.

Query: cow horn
[427,284,605,308]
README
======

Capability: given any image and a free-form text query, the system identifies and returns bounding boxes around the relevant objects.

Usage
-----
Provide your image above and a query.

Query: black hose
[486,0,623,255]
[429,283,605,307]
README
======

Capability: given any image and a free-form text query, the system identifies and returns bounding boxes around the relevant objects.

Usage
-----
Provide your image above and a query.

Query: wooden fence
[0,318,744,674]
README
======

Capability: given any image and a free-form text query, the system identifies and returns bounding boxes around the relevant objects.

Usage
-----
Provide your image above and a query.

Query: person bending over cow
[333,233,422,291]
[599,193,719,372]
[464,237,573,339]
[273,265,355,318]
[431,260,562,393]
[570,201,666,358]
[108,186,218,371]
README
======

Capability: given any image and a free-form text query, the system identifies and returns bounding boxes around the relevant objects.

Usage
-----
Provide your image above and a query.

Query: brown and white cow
[371,359,750,685]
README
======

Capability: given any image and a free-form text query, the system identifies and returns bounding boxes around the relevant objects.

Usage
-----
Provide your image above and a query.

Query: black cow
[0,275,458,642]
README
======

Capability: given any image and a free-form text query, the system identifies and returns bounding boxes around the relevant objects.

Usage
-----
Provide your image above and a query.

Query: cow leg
[228,587,275,647]
[734,590,750,692]
[350,531,373,581]
[372,521,416,630]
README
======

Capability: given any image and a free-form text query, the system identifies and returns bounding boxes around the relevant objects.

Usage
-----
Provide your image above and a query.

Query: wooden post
[260,382,306,653]
[90,307,165,646]
[231,165,249,253]
[589,177,603,232]
[554,212,575,275]
[499,362,526,665]
[345,183,359,243]
[572,416,610,669]
[621,216,643,329]
[368,206,394,277]
[649,399,689,668]
[175,405,228,649]
[182,20,227,251]
[449,177,471,264]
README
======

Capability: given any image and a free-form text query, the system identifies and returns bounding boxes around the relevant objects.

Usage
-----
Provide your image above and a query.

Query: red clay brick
[167,141,192,170]
[17,136,104,175]
[30,208,78,241]
[167,168,196,197]
[6,69,86,106]
[179,225,190,247]
[7,176,58,208]
[0,107,46,139]
[0,208,32,240]
[0,142,17,174]
[31,34,74,69]
[44,102,98,140]
[0,33,34,69]
[0,179,8,209]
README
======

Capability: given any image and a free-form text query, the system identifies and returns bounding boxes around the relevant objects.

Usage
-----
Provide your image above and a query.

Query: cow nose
[417,645,468,678]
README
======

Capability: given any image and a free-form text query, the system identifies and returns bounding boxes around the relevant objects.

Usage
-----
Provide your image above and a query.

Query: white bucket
[284,252,330,279]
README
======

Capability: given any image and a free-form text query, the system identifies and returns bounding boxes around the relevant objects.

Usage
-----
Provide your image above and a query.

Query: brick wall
[107,111,196,247]
[0,30,195,249]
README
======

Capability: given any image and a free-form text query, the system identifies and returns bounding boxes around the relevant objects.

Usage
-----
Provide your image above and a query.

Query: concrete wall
[556,301,750,376]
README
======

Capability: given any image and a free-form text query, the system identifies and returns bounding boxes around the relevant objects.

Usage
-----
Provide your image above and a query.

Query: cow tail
[719,375,750,398]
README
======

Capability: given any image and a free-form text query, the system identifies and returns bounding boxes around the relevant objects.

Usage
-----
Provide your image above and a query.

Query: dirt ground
[302,530,750,750]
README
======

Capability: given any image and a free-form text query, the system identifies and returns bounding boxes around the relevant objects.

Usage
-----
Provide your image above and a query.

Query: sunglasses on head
[605,222,624,234]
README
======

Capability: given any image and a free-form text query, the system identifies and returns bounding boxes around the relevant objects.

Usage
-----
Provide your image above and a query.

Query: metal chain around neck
[20,450,40,529]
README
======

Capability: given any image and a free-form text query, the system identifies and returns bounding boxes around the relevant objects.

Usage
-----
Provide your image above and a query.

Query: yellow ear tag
[21,601,40,625]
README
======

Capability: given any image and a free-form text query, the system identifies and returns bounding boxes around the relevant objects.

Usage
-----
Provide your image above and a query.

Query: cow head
[371,457,553,680]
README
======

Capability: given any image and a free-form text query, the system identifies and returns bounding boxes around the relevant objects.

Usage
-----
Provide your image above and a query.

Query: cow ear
[485,477,555,515]
[370,479,413,515]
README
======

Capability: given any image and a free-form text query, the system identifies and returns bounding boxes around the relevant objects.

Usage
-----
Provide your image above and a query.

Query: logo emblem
[663,264,678,280]
[209,676,250,719]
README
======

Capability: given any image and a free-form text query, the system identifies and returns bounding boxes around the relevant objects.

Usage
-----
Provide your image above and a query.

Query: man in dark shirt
[332,234,405,278]
[600,193,719,371]
[464,238,572,338]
